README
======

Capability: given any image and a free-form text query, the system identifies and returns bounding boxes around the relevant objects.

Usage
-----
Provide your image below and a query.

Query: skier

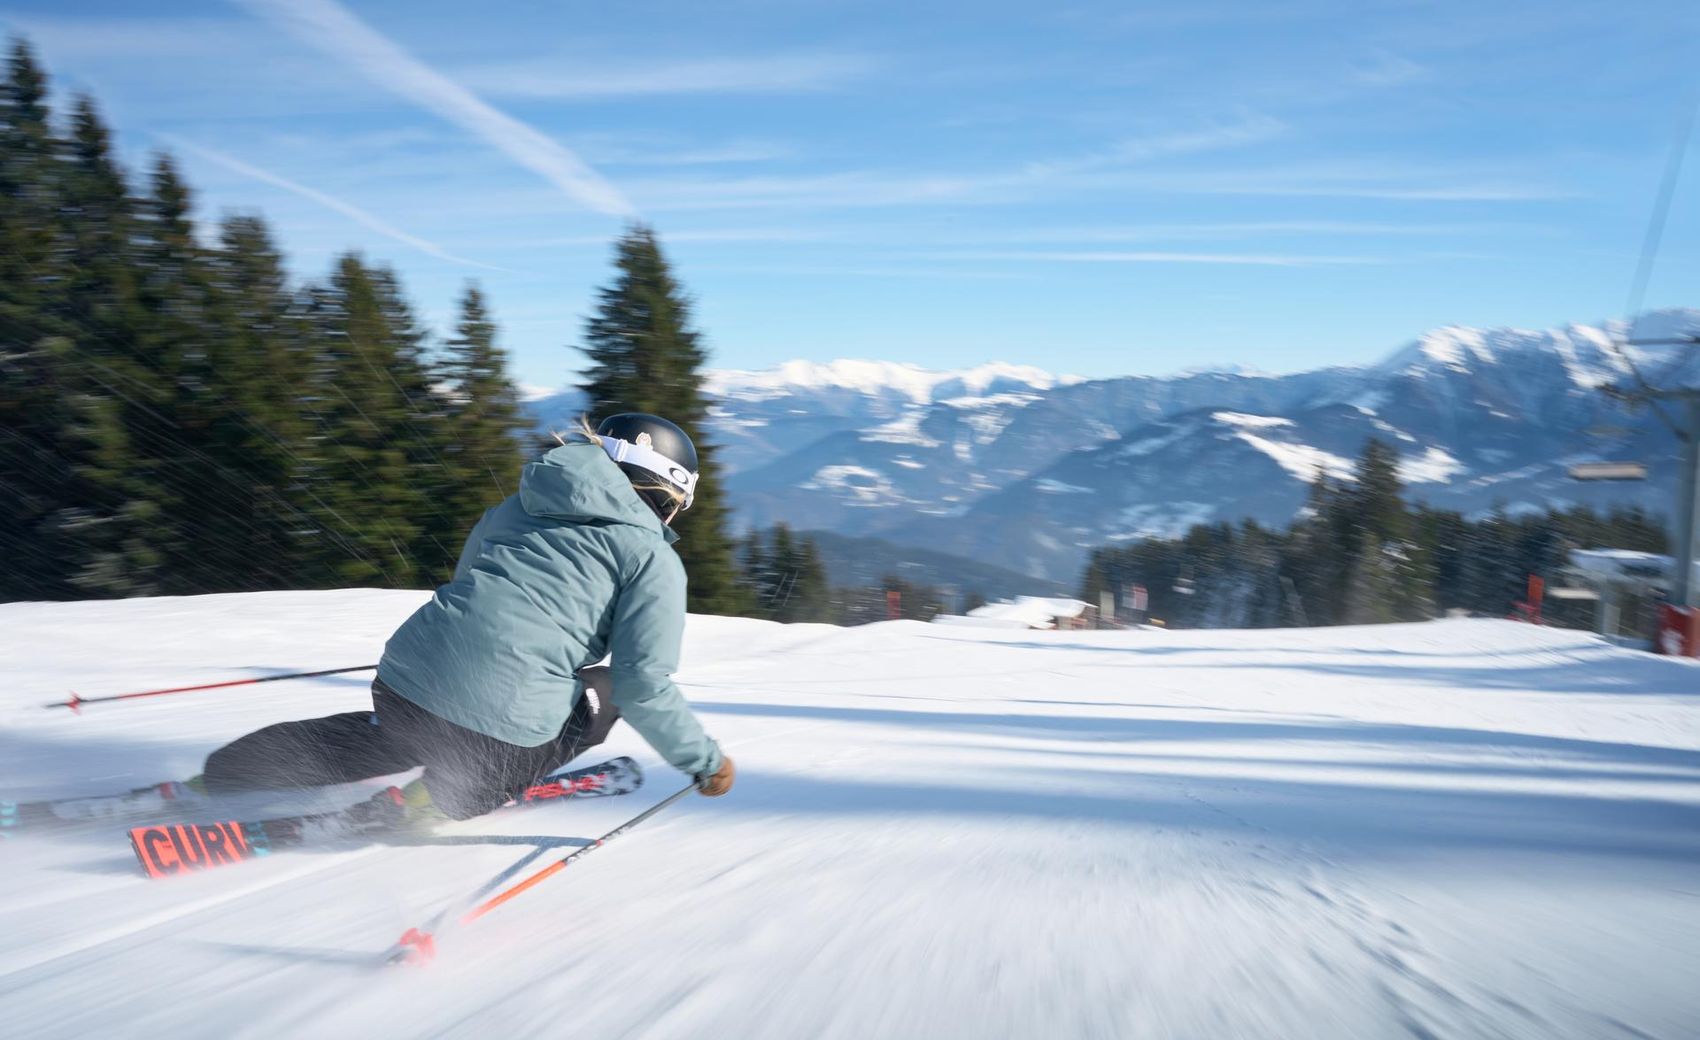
[198,413,735,827]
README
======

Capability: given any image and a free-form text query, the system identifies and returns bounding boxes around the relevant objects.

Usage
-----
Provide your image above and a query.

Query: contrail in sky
[235,0,634,217]
[168,135,513,272]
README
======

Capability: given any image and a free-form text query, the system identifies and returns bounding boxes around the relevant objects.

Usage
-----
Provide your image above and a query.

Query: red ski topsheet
[128,821,259,878]
[517,771,608,803]
[123,757,641,879]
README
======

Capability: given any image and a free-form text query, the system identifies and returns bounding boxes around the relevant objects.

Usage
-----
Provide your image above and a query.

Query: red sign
[1658,604,1700,657]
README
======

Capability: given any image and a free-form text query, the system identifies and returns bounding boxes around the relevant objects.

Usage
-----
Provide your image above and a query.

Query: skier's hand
[697,755,735,797]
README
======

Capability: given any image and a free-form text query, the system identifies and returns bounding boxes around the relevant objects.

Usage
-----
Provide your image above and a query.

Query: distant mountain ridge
[526,309,1700,581]
[803,530,1069,602]
[707,359,1082,403]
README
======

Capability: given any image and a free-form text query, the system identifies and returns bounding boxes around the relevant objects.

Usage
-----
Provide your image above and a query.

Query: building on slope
[1562,549,1700,652]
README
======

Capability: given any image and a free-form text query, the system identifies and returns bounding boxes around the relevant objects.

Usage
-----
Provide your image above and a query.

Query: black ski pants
[202,667,621,820]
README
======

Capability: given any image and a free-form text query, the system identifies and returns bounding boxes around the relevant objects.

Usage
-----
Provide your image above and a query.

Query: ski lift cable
[1624,86,1699,332]
[1606,85,1700,438]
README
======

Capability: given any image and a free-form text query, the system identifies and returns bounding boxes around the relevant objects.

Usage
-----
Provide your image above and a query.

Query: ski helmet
[595,413,699,520]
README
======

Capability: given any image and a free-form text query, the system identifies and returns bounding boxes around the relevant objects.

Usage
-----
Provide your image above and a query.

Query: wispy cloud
[1015,115,1288,179]
[1119,160,1576,202]
[1087,2,1350,31]
[468,218,1542,253]
[1351,50,1428,87]
[632,115,1289,211]
[703,264,1034,281]
[985,220,1543,242]
[167,136,509,271]
[458,53,874,99]
[930,250,1379,266]
[520,228,840,248]
[1194,182,1569,202]
[235,0,632,217]
[0,16,257,59]
[632,171,1000,212]
[606,142,797,167]
[564,132,799,168]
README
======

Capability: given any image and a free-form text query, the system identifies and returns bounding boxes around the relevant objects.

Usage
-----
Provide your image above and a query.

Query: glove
[697,754,735,797]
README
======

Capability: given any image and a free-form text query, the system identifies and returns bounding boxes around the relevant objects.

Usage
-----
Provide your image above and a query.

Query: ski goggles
[599,436,698,511]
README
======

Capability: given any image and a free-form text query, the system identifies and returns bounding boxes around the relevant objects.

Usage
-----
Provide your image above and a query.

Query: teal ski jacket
[376,441,722,780]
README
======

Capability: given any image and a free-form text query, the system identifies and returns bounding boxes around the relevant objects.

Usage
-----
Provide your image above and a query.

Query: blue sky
[4,0,1698,388]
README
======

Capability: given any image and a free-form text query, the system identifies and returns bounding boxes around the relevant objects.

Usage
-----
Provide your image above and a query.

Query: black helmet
[595,413,699,519]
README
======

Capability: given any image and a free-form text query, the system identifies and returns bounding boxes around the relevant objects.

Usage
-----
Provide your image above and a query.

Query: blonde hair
[565,415,687,514]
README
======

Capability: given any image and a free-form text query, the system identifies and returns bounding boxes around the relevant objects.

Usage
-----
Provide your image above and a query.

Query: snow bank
[934,595,1092,629]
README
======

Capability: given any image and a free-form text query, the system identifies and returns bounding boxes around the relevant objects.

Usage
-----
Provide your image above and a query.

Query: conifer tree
[130,153,218,591]
[784,534,833,623]
[1340,438,1432,623]
[438,283,525,543]
[767,523,797,617]
[372,263,463,578]
[1351,440,1404,540]
[1286,474,1348,626]
[741,523,832,623]
[1456,508,1511,614]
[299,255,435,587]
[738,528,772,612]
[579,225,746,614]
[0,40,53,310]
[1343,539,1400,624]
[1615,506,1668,553]
[0,39,72,599]
[51,98,164,596]
[1416,507,1469,613]
[1513,519,1568,604]
[200,213,313,588]
[739,526,777,619]
[54,96,134,336]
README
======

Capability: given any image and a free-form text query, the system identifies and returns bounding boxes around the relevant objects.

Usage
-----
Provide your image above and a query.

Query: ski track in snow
[2,590,1698,1039]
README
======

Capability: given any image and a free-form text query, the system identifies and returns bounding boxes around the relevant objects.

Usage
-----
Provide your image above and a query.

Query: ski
[1,781,198,835]
[5,752,641,835]
[126,757,643,879]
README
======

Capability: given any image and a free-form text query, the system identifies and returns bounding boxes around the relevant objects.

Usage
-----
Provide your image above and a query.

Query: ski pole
[43,665,377,713]
[385,779,700,966]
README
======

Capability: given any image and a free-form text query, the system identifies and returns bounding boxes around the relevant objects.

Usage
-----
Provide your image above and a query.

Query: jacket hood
[519,442,678,544]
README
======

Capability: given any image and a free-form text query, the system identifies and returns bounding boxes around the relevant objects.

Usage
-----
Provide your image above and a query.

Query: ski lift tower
[1593,330,1700,655]
[1588,94,1700,653]
[1655,384,1700,653]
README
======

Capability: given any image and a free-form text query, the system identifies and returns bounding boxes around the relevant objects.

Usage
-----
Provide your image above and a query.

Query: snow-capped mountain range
[527,310,1700,581]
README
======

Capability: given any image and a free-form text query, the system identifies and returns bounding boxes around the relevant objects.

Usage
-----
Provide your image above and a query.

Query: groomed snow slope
[2,591,1698,1039]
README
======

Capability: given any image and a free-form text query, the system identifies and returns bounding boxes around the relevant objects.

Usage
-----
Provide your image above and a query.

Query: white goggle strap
[601,437,698,511]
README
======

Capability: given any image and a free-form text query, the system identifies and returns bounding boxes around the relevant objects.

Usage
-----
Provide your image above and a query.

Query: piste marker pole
[43,665,377,713]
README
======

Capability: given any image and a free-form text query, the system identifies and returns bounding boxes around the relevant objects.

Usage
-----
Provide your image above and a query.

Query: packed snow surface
[3,591,1698,1039]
